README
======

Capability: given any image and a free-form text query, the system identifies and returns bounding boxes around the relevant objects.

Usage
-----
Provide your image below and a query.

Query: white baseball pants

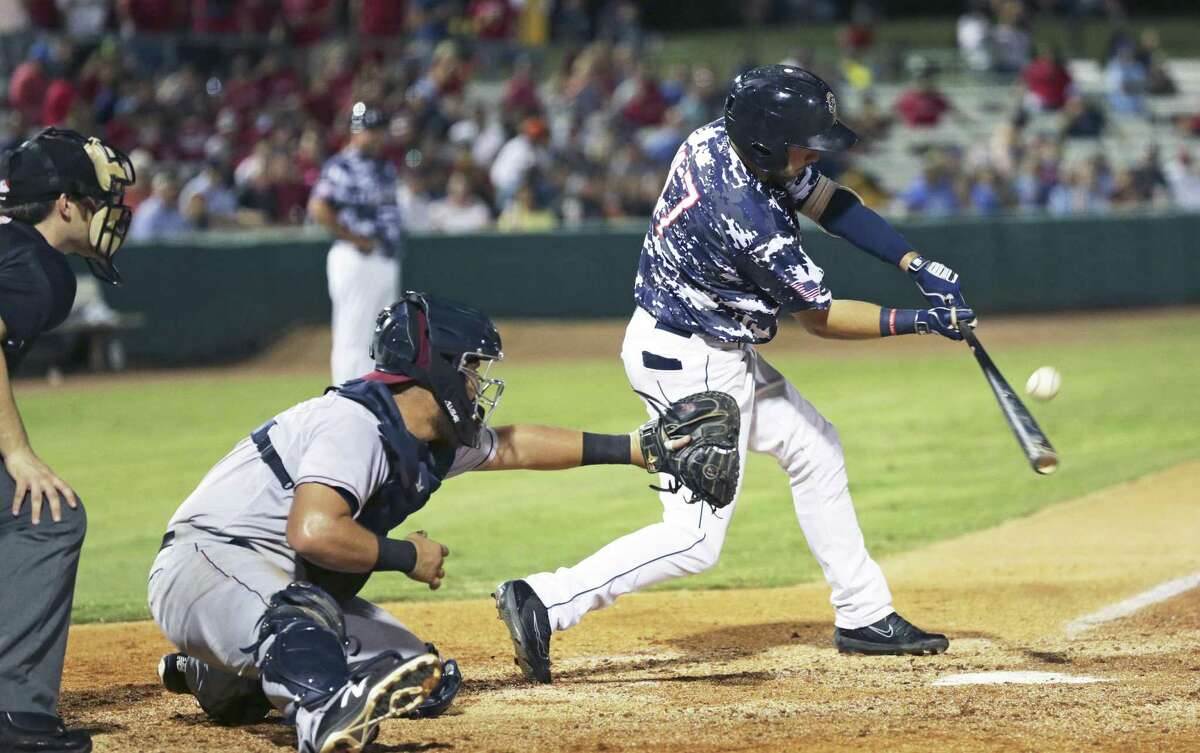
[524,307,894,631]
[327,241,400,385]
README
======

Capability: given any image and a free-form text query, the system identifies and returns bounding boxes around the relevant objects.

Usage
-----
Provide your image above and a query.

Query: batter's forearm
[816,188,916,268]
[795,299,885,339]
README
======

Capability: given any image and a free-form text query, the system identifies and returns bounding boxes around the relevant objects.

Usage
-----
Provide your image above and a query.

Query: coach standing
[0,128,135,753]
[308,102,405,384]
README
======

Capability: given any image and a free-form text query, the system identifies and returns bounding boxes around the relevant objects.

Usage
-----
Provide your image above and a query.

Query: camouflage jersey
[633,118,832,343]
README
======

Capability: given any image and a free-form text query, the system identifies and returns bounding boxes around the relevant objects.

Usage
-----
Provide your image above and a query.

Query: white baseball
[1025,366,1061,401]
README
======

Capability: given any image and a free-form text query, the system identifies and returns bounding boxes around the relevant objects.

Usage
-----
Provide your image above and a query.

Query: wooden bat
[961,325,1059,475]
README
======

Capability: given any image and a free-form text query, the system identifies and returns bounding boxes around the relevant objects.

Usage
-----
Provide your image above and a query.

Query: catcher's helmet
[0,127,135,284]
[349,101,386,133]
[366,292,504,448]
[723,65,857,179]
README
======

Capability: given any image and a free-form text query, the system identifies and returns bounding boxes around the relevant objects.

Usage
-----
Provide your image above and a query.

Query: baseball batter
[308,102,405,385]
[148,292,716,753]
[495,65,975,683]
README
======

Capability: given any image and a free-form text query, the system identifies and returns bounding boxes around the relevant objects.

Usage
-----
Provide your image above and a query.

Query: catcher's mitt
[637,390,740,509]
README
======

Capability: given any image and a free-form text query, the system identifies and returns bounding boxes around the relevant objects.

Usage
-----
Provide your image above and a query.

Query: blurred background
[3,0,1199,370]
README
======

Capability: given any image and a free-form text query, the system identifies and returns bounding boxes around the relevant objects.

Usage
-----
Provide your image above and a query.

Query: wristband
[374,536,417,573]
[879,308,919,337]
[581,432,632,466]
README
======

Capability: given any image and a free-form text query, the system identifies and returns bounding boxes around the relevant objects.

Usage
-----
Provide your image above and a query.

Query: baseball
[1025,366,1061,401]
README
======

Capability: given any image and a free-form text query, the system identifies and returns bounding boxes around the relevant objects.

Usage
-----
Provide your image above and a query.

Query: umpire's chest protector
[330,380,455,535]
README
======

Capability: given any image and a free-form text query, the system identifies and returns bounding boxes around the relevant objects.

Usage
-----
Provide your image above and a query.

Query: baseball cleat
[834,612,949,656]
[157,652,190,694]
[308,651,441,753]
[407,658,461,719]
[493,579,552,683]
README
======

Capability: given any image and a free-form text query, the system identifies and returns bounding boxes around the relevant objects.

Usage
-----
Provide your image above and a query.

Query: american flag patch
[789,280,825,302]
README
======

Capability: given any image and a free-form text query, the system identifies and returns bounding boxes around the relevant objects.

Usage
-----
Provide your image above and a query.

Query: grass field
[18,312,1200,623]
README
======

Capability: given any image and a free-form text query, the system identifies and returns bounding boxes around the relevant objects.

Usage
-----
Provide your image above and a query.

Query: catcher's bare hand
[637,391,740,509]
[405,530,449,590]
[7,448,77,525]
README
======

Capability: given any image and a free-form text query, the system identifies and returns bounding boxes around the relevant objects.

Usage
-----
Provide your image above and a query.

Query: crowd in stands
[1,0,1198,238]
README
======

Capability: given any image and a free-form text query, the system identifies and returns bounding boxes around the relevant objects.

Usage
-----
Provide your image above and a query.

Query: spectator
[896,154,962,216]
[1104,45,1147,115]
[129,171,192,240]
[55,0,109,39]
[490,116,550,206]
[8,60,48,122]
[966,166,1011,215]
[498,182,556,232]
[895,68,953,128]
[1022,45,1073,112]
[502,57,544,117]
[1164,151,1200,211]
[354,0,406,39]
[1136,29,1177,97]
[179,160,241,228]
[614,64,667,128]
[428,172,492,233]
[1047,160,1111,216]
[1060,96,1107,138]
[957,0,991,73]
[990,0,1031,76]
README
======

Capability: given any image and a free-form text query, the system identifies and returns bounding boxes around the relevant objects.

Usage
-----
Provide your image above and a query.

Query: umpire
[0,128,135,753]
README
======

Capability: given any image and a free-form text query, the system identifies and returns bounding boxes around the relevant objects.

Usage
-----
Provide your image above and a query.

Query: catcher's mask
[0,127,136,284]
[364,292,504,448]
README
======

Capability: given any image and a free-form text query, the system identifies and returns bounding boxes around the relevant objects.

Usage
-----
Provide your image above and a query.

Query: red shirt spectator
[25,0,60,28]
[8,61,47,121]
[282,0,334,46]
[1022,52,1073,111]
[192,0,238,34]
[117,0,179,33]
[502,64,542,116]
[621,75,667,127]
[41,79,75,125]
[357,0,405,38]
[467,0,514,40]
[895,76,951,128]
[240,0,282,34]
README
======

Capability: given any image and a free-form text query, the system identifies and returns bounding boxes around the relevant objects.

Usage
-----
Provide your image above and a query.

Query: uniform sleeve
[310,159,348,205]
[720,195,833,313]
[0,253,51,342]
[443,427,499,479]
[293,410,389,516]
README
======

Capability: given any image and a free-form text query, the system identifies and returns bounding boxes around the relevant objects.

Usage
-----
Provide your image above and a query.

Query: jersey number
[655,167,700,237]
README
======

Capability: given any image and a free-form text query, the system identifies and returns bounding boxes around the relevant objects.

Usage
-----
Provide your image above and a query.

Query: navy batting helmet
[723,65,857,179]
[366,292,504,448]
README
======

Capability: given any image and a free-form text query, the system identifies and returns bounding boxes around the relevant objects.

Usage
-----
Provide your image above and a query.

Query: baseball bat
[960,325,1059,475]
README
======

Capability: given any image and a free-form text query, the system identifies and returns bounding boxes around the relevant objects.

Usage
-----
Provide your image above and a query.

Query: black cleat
[493,579,552,683]
[157,652,190,694]
[0,712,92,753]
[306,652,441,753]
[834,612,949,656]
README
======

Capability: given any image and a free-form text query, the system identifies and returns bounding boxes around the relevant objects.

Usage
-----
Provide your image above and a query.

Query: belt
[251,420,295,490]
[654,319,694,338]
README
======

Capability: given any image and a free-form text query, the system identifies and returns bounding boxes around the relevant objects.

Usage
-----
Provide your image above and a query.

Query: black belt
[158,526,260,553]
[654,320,694,338]
[251,420,295,490]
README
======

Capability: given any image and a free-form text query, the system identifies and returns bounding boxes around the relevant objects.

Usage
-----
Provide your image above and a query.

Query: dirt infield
[61,460,1200,753]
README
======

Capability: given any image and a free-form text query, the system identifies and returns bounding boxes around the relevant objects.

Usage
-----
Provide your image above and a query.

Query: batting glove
[915,306,976,341]
[909,255,967,309]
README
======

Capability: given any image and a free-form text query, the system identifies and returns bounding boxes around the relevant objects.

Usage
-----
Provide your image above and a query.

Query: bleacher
[842,59,1200,194]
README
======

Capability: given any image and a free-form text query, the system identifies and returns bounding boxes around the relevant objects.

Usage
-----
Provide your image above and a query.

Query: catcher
[148,292,733,753]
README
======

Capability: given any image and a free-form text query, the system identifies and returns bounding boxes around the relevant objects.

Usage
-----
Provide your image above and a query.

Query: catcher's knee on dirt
[251,582,350,710]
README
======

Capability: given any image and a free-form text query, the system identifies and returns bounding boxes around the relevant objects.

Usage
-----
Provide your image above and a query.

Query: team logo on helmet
[826,91,838,120]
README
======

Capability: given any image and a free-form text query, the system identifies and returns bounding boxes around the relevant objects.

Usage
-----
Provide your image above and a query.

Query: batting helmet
[0,127,135,284]
[723,65,857,179]
[366,292,504,448]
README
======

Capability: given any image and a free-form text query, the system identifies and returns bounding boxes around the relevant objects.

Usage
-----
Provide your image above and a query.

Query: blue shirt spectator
[129,173,192,240]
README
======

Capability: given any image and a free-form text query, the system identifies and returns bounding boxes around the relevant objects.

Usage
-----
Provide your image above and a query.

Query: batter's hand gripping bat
[960,324,1058,475]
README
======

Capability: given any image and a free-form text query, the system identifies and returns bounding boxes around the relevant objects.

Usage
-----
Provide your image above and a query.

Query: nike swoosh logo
[868,624,895,638]
[340,678,368,708]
